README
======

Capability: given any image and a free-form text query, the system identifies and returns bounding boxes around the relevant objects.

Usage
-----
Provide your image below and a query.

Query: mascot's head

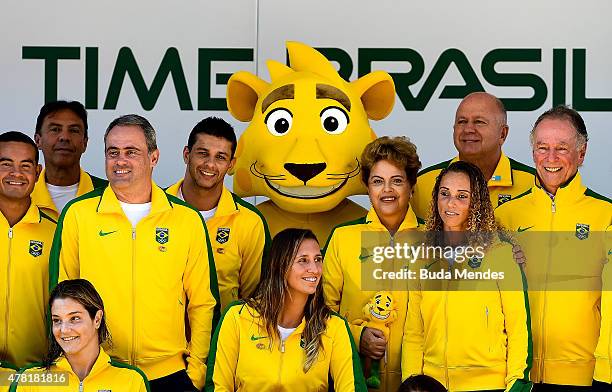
[227,42,395,213]
[366,291,396,321]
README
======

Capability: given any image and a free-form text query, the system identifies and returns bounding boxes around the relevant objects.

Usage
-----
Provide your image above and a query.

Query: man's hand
[512,243,527,269]
[360,327,387,360]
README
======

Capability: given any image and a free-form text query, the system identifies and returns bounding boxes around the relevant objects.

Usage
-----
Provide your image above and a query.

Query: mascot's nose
[377,306,385,312]
[284,163,327,184]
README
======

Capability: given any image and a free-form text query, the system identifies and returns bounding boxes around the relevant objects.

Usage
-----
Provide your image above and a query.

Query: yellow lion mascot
[226,42,395,242]
[362,291,398,389]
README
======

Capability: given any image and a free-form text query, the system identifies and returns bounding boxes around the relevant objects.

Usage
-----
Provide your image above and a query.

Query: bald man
[411,92,535,221]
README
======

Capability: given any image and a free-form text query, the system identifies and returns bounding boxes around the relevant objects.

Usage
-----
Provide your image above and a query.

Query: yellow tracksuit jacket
[593,226,612,384]
[402,241,532,392]
[412,153,535,221]
[166,181,270,312]
[49,183,220,389]
[496,172,611,385]
[323,207,421,392]
[0,203,56,368]
[204,301,367,392]
[31,168,107,219]
[9,348,149,391]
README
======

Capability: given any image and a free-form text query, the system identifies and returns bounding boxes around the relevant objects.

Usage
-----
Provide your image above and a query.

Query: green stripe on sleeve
[204,301,243,392]
[109,359,151,392]
[331,312,368,392]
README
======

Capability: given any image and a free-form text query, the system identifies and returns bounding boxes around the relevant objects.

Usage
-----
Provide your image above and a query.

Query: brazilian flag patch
[497,194,511,206]
[468,256,482,269]
[29,240,43,257]
[156,228,169,244]
[216,227,230,244]
[575,223,589,240]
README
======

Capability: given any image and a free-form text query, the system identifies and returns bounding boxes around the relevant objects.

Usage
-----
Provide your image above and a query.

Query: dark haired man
[166,117,270,311]
[0,131,56,368]
[32,100,106,218]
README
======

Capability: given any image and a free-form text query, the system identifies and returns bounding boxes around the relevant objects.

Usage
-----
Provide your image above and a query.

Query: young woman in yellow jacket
[10,279,149,391]
[205,228,366,392]
[402,161,532,392]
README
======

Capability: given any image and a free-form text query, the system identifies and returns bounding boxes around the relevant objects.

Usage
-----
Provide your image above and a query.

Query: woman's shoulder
[107,357,149,386]
[325,312,352,335]
[221,300,261,323]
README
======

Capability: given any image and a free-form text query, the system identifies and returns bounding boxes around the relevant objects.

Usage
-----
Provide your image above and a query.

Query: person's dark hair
[426,161,498,248]
[44,279,111,368]
[398,375,447,392]
[531,105,588,148]
[0,131,39,163]
[104,114,157,153]
[247,228,329,372]
[35,101,88,137]
[187,117,237,158]
[361,136,421,187]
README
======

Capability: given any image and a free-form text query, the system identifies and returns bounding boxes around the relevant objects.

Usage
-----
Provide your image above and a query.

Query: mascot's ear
[227,72,269,122]
[351,71,396,120]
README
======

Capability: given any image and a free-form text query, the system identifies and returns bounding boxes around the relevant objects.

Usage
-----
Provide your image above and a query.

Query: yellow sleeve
[238,214,269,299]
[323,231,365,345]
[329,316,368,392]
[204,306,240,392]
[496,247,532,392]
[184,215,220,390]
[401,288,424,380]
[49,204,81,289]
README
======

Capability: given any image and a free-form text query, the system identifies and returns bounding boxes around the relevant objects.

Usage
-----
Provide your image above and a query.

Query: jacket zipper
[79,380,83,392]
[2,228,13,359]
[131,227,136,365]
[486,306,490,353]
[278,339,285,385]
[444,283,450,389]
[539,196,556,380]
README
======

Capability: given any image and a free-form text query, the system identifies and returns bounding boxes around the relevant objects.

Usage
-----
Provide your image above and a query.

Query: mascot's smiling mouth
[370,308,390,320]
[251,159,360,200]
[265,177,348,199]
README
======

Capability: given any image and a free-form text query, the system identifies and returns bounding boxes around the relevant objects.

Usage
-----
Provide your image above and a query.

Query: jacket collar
[365,205,419,232]
[97,181,171,216]
[240,302,307,340]
[0,199,41,227]
[451,151,513,187]
[54,347,111,380]
[167,179,238,218]
[32,167,94,214]
[533,171,585,207]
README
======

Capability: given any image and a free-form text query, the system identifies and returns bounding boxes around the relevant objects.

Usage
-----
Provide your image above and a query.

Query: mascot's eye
[320,106,349,135]
[265,108,293,136]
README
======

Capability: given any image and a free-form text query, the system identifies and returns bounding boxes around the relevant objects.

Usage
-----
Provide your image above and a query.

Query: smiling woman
[205,228,366,392]
[10,279,149,391]
[322,136,422,392]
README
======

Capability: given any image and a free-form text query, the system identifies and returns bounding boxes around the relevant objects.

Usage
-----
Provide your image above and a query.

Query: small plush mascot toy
[362,291,398,388]
[226,41,395,243]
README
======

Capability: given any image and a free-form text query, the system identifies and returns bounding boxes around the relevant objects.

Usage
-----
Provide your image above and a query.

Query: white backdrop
[1,0,610,199]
